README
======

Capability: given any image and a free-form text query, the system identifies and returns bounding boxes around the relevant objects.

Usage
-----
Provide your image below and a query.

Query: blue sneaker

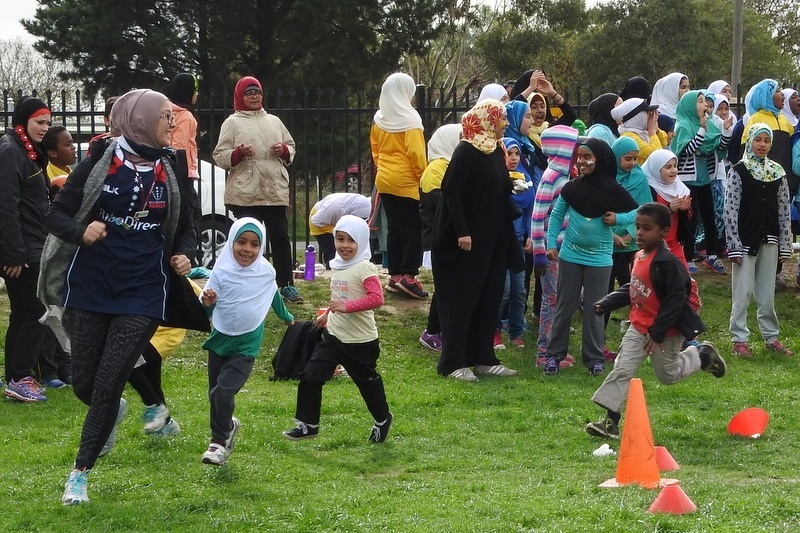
[151,418,181,437]
[43,378,69,389]
[702,258,727,274]
[543,357,560,376]
[687,261,698,274]
[280,285,304,303]
[99,398,128,457]
[62,469,90,505]
[142,404,169,433]
[3,377,46,402]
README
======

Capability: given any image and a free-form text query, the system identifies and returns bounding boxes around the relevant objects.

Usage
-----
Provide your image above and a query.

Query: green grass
[4,262,800,531]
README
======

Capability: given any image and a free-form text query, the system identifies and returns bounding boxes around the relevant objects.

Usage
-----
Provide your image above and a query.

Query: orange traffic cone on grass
[647,483,697,514]
[600,379,678,488]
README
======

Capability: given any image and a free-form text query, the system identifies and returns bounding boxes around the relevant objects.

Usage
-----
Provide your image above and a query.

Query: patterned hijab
[741,123,786,183]
[460,99,506,154]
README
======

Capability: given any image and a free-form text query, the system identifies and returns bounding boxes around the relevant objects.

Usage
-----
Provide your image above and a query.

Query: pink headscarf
[233,76,263,111]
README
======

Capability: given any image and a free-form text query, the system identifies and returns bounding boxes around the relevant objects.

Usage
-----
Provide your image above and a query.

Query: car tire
[198,216,232,268]
[346,173,360,193]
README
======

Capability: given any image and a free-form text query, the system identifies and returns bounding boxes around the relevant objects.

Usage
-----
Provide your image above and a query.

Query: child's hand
[458,236,472,251]
[328,300,347,313]
[613,234,626,248]
[724,115,734,130]
[201,288,217,306]
[82,221,107,245]
[523,238,533,253]
[699,113,708,129]
[594,304,605,315]
[315,312,328,327]
[546,248,558,261]
[285,320,295,326]
[679,196,692,211]
[602,211,617,225]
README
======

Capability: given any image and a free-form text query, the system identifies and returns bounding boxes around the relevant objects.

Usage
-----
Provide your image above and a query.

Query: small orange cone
[654,446,680,471]
[727,407,769,438]
[647,483,697,514]
[600,378,668,488]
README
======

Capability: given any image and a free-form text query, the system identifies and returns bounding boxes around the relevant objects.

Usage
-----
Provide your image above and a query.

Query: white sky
[0,0,37,42]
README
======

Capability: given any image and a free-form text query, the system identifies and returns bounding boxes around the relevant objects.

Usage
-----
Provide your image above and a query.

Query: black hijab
[509,70,535,101]
[12,96,49,127]
[560,138,638,218]
[619,76,651,101]
[167,73,197,110]
[588,93,620,135]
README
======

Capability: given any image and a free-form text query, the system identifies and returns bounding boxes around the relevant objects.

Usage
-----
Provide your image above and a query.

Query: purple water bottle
[304,245,316,281]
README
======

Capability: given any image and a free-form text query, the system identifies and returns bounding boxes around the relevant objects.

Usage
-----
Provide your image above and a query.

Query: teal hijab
[612,136,651,205]
[670,90,722,156]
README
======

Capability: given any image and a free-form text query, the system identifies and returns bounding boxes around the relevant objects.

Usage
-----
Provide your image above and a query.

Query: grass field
[3,261,800,532]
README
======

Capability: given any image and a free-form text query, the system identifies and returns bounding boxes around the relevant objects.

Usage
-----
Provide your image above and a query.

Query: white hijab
[203,217,277,336]
[642,149,690,202]
[478,83,508,103]
[373,73,424,133]
[329,215,372,270]
[781,88,799,127]
[651,72,687,119]
[612,98,650,142]
[426,123,461,162]
[707,80,731,96]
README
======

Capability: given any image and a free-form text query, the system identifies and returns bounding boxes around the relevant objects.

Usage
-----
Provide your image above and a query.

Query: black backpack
[270,321,323,380]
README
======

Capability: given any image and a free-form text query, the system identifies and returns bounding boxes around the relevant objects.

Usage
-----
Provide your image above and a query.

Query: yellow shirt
[370,125,427,200]
[419,158,448,193]
[46,161,70,180]
[621,132,663,165]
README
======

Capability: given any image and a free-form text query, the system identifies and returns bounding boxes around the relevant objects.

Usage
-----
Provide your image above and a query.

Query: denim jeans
[499,268,527,339]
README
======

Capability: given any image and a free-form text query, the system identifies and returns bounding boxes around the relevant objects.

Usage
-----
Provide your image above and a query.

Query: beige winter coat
[213,109,296,207]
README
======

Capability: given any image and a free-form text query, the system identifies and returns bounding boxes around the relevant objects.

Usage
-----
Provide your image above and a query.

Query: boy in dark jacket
[586,203,727,439]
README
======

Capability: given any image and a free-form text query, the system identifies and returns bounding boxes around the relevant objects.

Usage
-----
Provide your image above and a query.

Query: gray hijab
[110,89,170,156]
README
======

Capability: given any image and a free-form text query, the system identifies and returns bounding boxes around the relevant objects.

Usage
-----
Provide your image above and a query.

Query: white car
[196,160,235,267]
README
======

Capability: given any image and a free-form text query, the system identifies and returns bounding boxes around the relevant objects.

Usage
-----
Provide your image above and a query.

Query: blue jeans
[499,268,527,339]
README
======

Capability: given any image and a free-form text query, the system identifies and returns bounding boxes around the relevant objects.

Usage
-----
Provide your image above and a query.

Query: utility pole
[732,0,743,99]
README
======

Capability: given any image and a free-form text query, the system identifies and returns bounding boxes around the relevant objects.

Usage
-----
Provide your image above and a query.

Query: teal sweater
[547,196,637,267]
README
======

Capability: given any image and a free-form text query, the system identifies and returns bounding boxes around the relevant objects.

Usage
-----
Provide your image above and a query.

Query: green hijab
[670,90,722,156]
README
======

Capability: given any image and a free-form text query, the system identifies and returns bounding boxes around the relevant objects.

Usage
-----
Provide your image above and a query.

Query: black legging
[128,344,166,407]
[230,205,295,288]
[67,309,158,470]
[685,183,719,260]
[380,193,423,276]
[3,262,48,382]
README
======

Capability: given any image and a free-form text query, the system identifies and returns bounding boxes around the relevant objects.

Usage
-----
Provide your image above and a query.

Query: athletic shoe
[397,277,428,299]
[225,417,241,454]
[448,367,478,382]
[589,362,605,377]
[766,340,794,356]
[699,342,726,377]
[385,278,400,293]
[687,261,698,274]
[201,443,227,465]
[280,285,304,303]
[585,416,620,439]
[733,342,752,358]
[475,364,519,376]
[419,330,443,352]
[536,356,574,369]
[493,330,505,350]
[282,419,319,440]
[151,418,181,437]
[702,258,727,274]
[62,469,90,505]
[776,275,788,292]
[3,377,47,402]
[99,398,128,457]
[509,337,525,349]
[43,378,68,389]
[543,357,559,376]
[142,404,170,433]
[369,412,393,443]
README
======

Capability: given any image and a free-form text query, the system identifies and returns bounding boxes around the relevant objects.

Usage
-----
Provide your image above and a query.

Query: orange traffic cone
[600,379,677,488]
[727,407,769,438]
[647,483,697,514]
[654,446,680,471]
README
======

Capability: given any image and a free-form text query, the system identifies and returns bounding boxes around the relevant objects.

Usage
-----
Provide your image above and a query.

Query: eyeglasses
[243,90,263,98]
[159,112,176,126]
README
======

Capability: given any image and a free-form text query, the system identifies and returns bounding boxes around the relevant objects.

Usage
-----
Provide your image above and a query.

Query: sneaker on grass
[369,412,393,443]
[493,330,505,350]
[732,342,752,358]
[448,367,478,382]
[43,377,69,389]
[699,342,726,377]
[280,285,304,303]
[151,418,181,437]
[419,330,443,352]
[3,376,46,402]
[543,357,559,376]
[475,364,518,376]
[509,337,525,349]
[397,277,428,299]
[201,443,228,466]
[766,340,793,356]
[62,469,90,505]
[585,416,620,439]
[589,362,605,377]
[283,419,319,440]
[225,417,241,454]
[702,258,727,274]
[142,404,170,433]
[98,398,128,457]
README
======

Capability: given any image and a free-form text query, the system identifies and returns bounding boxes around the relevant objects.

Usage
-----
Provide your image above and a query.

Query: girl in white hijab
[284,215,393,444]
[199,217,294,466]
[652,72,689,119]
[780,88,799,128]
[477,83,509,104]
[642,149,692,266]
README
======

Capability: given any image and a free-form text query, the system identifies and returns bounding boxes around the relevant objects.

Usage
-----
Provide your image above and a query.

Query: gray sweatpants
[208,351,254,443]
[591,326,702,413]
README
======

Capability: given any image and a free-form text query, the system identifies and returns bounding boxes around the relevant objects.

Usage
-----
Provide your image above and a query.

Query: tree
[0,37,77,94]
[23,0,447,98]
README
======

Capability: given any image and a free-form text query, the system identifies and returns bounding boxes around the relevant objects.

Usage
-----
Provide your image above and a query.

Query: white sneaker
[151,418,181,437]
[62,469,89,505]
[201,443,227,466]
[225,417,241,454]
[99,398,127,457]
[142,404,170,433]
[475,364,519,376]
[448,368,478,382]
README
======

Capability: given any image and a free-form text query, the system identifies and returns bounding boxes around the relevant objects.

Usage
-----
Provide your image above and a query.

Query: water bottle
[304,245,316,281]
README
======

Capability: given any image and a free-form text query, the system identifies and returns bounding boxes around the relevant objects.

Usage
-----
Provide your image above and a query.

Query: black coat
[596,243,705,343]
[0,130,50,266]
